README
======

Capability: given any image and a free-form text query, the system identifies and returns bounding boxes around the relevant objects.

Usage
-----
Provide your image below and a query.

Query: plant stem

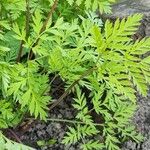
[16,41,24,62]
[49,66,97,111]
[47,118,103,126]
[16,0,30,63]
[49,55,101,111]
[8,129,22,143]
[27,118,103,126]
[40,0,58,33]
[28,0,58,60]
[50,74,59,85]
[25,0,30,37]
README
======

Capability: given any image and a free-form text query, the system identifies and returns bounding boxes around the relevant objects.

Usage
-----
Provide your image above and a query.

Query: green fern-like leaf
[7,62,50,120]
[81,140,104,150]
[73,87,94,126]
[66,0,116,13]
[62,125,81,144]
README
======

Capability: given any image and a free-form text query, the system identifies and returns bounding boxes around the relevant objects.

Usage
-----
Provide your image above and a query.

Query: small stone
[36,124,46,129]
[41,146,48,150]
[37,130,45,137]
[55,123,61,129]
[57,114,63,118]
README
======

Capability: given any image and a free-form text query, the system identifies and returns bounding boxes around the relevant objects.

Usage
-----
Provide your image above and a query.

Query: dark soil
[19,105,78,150]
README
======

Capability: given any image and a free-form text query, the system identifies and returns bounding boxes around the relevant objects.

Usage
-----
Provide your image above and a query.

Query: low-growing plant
[0,0,150,149]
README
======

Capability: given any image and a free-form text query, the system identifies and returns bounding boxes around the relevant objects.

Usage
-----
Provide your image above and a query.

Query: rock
[112,0,150,17]
[107,0,150,37]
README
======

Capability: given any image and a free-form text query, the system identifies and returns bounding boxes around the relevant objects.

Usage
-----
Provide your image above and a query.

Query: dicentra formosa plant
[0,0,150,149]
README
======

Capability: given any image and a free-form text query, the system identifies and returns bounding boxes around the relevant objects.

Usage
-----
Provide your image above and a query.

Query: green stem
[27,118,103,126]
[49,66,97,111]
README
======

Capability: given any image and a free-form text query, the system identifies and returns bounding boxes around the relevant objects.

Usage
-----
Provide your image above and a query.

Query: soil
[19,105,78,150]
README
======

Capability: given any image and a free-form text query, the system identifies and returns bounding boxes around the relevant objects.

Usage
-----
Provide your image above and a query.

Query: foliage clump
[0,0,150,149]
